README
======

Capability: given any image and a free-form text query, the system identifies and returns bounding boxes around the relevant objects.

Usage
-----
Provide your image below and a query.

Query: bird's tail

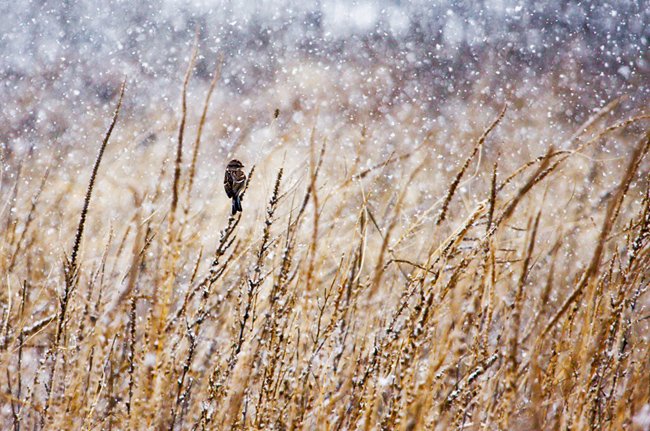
[232,195,242,215]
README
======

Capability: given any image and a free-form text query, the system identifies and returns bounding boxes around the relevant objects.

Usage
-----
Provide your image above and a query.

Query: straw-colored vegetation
[1,49,649,430]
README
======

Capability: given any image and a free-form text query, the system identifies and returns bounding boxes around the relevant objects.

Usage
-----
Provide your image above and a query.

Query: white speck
[617,66,631,79]
[633,404,650,429]
[144,353,156,367]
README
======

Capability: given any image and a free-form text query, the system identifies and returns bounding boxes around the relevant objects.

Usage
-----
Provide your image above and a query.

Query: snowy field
[1,1,649,430]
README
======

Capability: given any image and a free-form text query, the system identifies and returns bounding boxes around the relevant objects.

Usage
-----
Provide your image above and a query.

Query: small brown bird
[224,159,246,215]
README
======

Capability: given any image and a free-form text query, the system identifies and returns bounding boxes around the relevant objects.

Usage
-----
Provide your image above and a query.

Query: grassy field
[1,49,650,430]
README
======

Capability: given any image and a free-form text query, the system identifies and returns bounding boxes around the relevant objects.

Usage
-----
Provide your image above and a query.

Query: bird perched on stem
[224,159,246,215]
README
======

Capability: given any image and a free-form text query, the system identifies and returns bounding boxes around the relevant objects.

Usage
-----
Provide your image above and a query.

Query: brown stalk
[43,80,125,425]
[540,130,650,338]
[170,33,199,222]
[437,105,506,226]
[184,54,224,210]
[7,166,50,272]
[304,130,325,293]
[500,210,541,428]
[67,80,126,283]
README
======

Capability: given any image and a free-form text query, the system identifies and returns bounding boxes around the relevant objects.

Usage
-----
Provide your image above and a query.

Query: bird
[224,159,246,215]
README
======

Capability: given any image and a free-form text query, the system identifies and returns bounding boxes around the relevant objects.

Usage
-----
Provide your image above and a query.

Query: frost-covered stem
[44,80,125,426]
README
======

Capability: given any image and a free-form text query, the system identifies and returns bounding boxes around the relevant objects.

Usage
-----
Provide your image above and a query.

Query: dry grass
[1,53,650,431]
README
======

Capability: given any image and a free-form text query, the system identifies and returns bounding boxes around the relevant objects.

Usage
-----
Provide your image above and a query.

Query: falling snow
[1,1,649,430]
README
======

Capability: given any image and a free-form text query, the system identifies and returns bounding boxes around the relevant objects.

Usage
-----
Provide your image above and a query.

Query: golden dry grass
[1,54,650,430]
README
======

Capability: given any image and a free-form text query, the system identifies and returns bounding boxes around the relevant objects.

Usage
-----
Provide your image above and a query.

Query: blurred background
[1,0,648,153]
